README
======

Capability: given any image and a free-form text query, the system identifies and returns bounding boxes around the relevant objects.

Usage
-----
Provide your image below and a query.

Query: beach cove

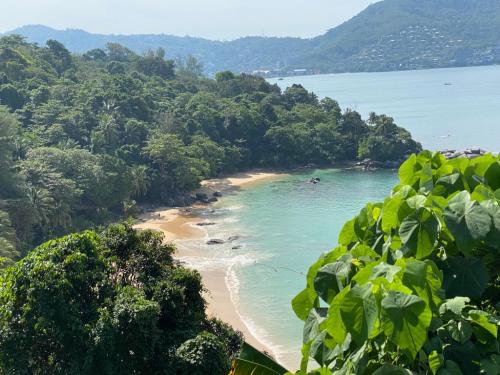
[134,171,287,362]
[135,167,399,369]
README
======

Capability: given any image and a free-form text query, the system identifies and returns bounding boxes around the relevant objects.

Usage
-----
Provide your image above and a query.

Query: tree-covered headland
[0,35,420,262]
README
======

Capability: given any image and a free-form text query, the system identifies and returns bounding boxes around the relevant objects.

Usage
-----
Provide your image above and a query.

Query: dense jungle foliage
[292,152,500,374]
[0,35,420,263]
[0,223,243,375]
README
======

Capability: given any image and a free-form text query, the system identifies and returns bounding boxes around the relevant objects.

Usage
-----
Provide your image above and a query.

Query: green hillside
[5,0,500,75]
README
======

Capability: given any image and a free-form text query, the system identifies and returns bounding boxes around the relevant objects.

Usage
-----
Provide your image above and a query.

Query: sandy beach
[134,170,286,360]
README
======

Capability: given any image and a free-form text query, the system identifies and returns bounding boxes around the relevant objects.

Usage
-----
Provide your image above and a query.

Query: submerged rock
[213,191,223,197]
[207,239,224,245]
[196,222,216,226]
[195,193,208,201]
[228,235,240,242]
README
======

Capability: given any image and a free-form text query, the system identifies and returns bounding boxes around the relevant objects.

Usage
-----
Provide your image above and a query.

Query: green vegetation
[0,35,420,263]
[293,151,500,374]
[7,0,500,75]
[0,223,243,374]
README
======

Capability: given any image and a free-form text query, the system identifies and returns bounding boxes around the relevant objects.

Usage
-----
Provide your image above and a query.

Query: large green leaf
[339,283,379,345]
[401,259,443,309]
[292,288,318,321]
[467,310,498,340]
[484,161,500,190]
[441,257,488,300]
[399,207,439,259]
[230,343,288,375]
[399,154,418,186]
[438,297,470,317]
[444,191,492,254]
[303,308,328,344]
[314,256,352,303]
[381,291,432,359]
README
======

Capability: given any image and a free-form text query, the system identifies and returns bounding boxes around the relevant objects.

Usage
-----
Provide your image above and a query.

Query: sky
[0,0,379,40]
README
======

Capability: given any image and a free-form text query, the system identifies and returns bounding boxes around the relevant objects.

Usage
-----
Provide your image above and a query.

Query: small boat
[444,82,452,86]
[278,78,284,81]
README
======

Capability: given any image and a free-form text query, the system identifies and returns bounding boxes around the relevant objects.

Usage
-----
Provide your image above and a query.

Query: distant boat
[444,82,452,86]
[278,78,284,81]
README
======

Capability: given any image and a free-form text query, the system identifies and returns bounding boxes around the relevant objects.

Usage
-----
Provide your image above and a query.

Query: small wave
[225,258,288,365]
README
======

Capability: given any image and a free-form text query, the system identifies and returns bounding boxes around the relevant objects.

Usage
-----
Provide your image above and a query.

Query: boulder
[228,235,240,242]
[196,193,208,201]
[207,239,224,245]
[196,222,216,226]
[207,197,218,203]
[213,191,223,197]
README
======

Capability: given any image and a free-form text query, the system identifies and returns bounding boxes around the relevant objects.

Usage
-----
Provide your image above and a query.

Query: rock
[309,177,321,184]
[207,239,224,245]
[173,196,186,207]
[213,191,223,197]
[232,245,242,250]
[196,222,216,226]
[207,197,218,203]
[228,235,240,242]
[196,193,208,201]
[184,195,197,205]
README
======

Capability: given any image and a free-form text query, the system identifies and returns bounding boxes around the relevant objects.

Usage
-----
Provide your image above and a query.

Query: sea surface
[269,65,500,152]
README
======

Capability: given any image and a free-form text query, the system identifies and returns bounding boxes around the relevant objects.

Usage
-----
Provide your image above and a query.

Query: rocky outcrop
[355,159,403,170]
[206,239,224,245]
[440,148,488,160]
[196,222,216,226]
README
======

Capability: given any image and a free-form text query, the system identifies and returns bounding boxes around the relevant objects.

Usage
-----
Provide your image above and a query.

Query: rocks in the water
[355,158,403,170]
[206,239,224,245]
[196,193,208,201]
[309,177,321,184]
[440,148,488,160]
[231,245,242,250]
[196,222,216,226]
[207,197,218,203]
[228,235,240,242]
[213,191,222,197]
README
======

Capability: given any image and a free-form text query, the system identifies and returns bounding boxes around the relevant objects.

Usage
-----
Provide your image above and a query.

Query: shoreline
[134,170,288,364]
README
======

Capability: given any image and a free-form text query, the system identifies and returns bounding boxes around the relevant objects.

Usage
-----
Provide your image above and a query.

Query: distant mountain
[4,0,500,75]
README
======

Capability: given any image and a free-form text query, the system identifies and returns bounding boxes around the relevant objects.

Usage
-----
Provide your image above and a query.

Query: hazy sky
[0,0,379,40]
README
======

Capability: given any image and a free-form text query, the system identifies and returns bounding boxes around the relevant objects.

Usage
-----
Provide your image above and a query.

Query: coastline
[134,170,288,364]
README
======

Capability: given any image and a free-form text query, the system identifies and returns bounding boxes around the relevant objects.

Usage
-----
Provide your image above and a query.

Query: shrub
[293,151,500,374]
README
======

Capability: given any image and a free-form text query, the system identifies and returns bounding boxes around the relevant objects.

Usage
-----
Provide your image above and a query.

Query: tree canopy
[0,223,243,375]
[0,36,420,261]
[292,152,500,374]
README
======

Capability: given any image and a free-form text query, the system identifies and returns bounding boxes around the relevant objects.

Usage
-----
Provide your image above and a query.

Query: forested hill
[5,0,500,75]
[0,36,420,262]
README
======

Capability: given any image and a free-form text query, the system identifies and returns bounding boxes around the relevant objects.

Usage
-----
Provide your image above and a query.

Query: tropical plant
[0,223,243,374]
[231,343,289,375]
[292,151,500,374]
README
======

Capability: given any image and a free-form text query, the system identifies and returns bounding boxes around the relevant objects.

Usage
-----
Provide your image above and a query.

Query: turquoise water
[269,65,500,152]
[202,169,398,367]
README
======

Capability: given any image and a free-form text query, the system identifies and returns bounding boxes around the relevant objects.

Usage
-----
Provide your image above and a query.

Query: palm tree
[25,186,54,228]
[130,165,151,198]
